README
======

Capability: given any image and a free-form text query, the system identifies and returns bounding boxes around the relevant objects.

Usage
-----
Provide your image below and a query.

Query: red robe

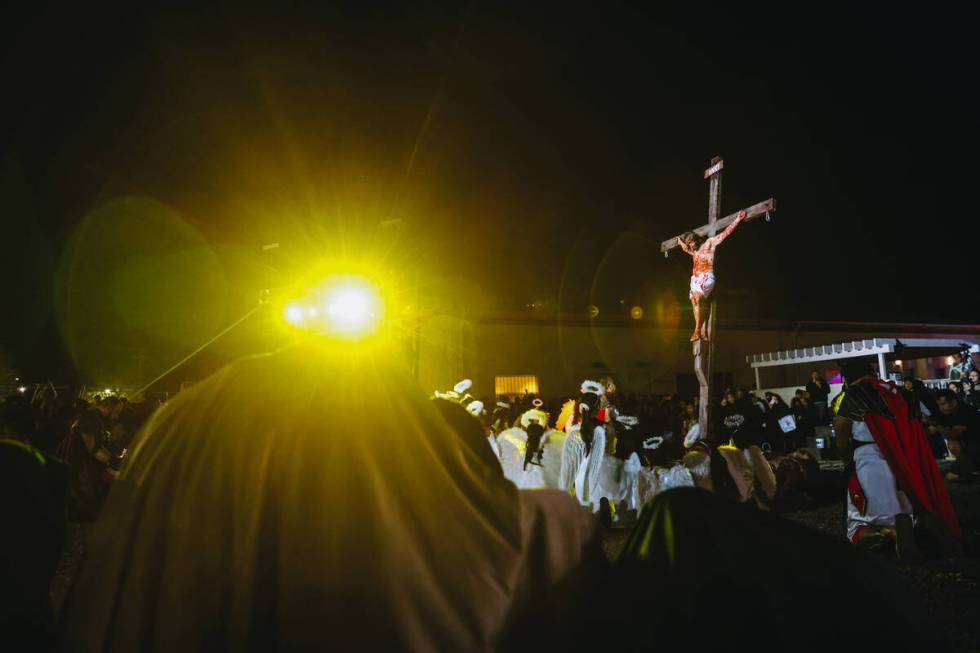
[862,380,960,538]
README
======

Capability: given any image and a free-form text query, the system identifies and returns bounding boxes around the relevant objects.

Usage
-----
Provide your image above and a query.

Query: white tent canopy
[746,338,979,390]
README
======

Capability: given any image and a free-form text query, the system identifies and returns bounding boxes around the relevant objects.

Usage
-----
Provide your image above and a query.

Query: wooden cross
[661,156,776,442]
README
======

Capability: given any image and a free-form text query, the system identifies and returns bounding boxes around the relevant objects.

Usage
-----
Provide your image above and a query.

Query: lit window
[495,375,540,396]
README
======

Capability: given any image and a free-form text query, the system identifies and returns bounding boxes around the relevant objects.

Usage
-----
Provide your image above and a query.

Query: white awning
[746,338,979,370]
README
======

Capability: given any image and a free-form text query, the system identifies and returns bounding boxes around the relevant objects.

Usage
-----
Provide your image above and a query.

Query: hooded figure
[59,344,598,651]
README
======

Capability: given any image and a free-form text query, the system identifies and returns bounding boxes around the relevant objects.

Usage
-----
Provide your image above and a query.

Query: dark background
[1,2,976,382]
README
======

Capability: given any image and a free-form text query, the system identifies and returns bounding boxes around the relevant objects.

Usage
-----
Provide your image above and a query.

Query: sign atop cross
[661,157,776,254]
[661,156,776,443]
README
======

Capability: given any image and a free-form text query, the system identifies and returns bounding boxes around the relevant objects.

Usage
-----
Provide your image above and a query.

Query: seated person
[930,389,980,480]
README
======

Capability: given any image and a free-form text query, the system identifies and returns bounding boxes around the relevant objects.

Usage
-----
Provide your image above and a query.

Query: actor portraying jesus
[677,209,748,341]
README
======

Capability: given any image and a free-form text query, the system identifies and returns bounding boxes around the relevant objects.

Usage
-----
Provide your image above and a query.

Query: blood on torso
[692,242,716,276]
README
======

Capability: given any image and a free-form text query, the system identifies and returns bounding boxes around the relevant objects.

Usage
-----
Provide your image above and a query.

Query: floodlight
[281,275,384,338]
[284,303,305,325]
[320,278,383,336]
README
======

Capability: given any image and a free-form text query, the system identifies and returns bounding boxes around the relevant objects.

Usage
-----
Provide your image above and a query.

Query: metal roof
[746,338,979,369]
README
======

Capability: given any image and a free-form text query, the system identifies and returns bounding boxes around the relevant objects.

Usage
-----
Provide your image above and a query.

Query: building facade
[417,313,980,400]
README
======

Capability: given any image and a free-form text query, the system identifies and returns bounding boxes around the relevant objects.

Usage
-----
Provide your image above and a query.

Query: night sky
[2,2,976,381]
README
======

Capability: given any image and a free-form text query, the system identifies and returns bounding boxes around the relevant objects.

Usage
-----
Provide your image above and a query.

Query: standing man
[833,360,959,559]
[677,210,748,342]
[806,370,831,425]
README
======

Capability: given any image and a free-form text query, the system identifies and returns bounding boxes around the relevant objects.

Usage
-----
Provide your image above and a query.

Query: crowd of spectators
[1,357,970,651]
[489,383,825,469]
[1,386,162,522]
[2,356,977,649]
[0,386,155,643]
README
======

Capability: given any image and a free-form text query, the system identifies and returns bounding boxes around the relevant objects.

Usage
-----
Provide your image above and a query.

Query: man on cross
[677,209,748,341]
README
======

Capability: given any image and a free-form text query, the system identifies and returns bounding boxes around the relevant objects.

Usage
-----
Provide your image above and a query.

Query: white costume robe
[636,464,696,510]
[496,427,545,489]
[538,430,567,489]
[845,418,913,542]
[559,424,606,509]
[621,453,642,512]
[596,454,625,510]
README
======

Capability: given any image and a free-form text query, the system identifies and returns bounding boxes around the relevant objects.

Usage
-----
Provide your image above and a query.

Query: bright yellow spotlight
[284,303,305,325]
[320,277,383,336]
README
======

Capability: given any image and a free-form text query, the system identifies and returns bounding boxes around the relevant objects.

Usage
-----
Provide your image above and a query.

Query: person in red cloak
[833,360,960,561]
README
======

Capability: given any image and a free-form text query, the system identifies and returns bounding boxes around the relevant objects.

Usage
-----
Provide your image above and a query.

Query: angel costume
[559,423,606,510]
[497,427,545,489]
[59,344,599,651]
[538,430,567,489]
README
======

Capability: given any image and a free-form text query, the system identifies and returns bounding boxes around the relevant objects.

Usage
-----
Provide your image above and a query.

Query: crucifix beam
[659,197,777,254]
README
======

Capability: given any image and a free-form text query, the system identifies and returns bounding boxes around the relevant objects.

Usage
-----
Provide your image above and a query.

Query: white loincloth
[689,271,716,299]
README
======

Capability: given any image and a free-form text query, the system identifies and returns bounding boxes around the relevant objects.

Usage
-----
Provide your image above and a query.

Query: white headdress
[683,423,702,448]
[615,414,639,428]
[580,380,604,396]
[433,379,478,409]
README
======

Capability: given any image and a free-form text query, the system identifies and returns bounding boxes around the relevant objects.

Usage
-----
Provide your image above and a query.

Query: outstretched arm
[709,209,748,246]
